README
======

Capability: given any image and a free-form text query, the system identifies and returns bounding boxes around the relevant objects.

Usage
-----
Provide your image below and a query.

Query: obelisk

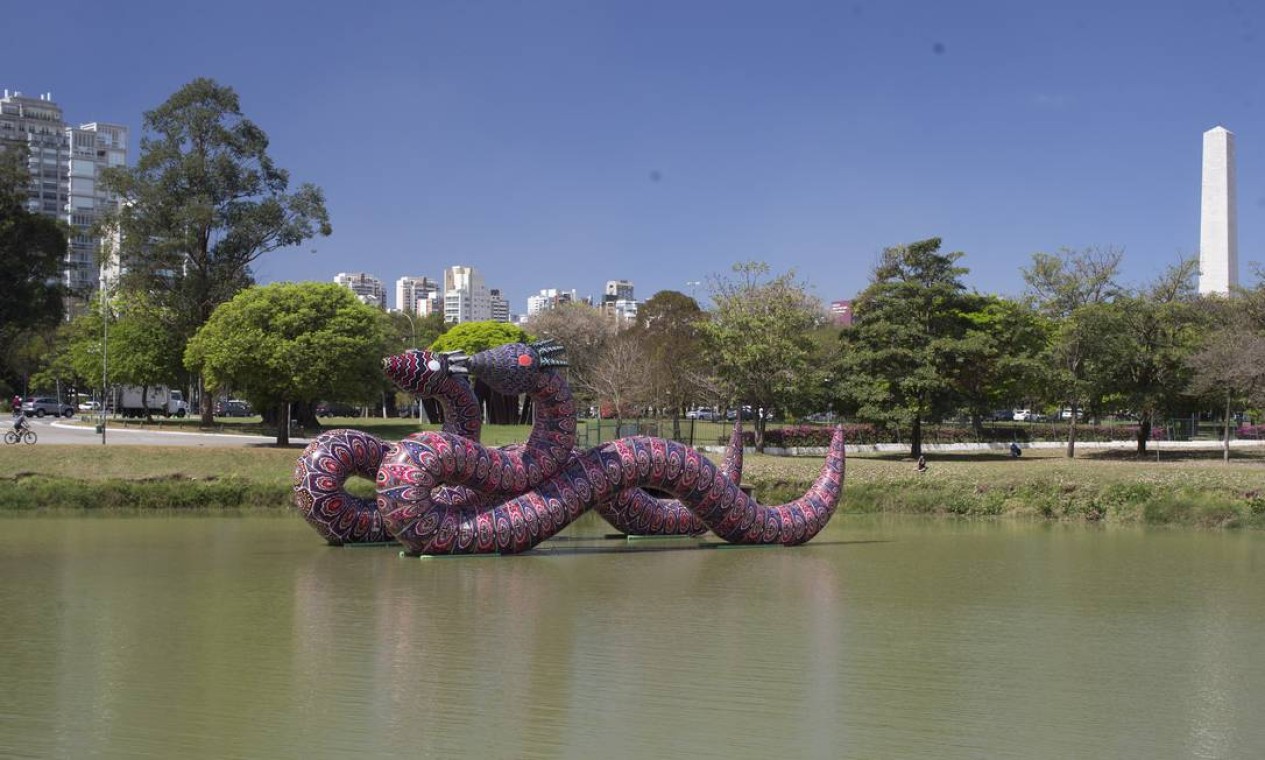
[1199,126,1238,295]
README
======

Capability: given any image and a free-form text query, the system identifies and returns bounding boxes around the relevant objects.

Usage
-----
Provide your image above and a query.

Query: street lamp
[98,262,109,445]
[686,280,701,300]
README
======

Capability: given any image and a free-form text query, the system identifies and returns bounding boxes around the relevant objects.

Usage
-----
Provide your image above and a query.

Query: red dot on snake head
[518,354,533,367]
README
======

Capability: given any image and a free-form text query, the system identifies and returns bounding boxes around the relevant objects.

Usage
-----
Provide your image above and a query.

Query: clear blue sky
[7,0,1264,313]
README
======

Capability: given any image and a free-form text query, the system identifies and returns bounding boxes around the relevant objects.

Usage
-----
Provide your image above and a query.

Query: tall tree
[184,283,387,446]
[955,296,1050,433]
[839,238,976,458]
[99,78,331,424]
[525,302,616,411]
[629,290,709,439]
[1096,258,1203,453]
[1188,324,1265,463]
[701,262,824,451]
[0,144,68,396]
[1022,246,1123,457]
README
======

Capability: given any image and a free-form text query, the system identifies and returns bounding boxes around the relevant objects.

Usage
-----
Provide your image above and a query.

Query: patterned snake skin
[377,426,845,555]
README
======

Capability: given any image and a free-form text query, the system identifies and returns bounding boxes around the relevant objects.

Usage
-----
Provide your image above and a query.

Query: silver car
[22,397,76,418]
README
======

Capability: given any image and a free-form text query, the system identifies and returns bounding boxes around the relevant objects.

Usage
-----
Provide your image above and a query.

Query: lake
[1,514,1262,759]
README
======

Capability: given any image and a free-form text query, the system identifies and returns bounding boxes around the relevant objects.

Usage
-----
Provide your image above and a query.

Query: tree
[701,262,824,452]
[955,296,1050,433]
[184,283,387,446]
[1022,246,1123,457]
[838,239,977,458]
[579,331,650,430]
[1188,325,1265,463]
[629,290,709,439]
[524,302,617,411]
[431,321,530,424]
[0,145,68,396]
[99,78,332,425]
[1095,258,1203,453]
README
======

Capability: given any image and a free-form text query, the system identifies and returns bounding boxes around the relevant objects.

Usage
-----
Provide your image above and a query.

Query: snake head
[382,349,469,396]
[468,340,567,395]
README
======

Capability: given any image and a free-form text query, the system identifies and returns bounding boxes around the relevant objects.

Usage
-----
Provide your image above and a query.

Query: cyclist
[12,411,29,434]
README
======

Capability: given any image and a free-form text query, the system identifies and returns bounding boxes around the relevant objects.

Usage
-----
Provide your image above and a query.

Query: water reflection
[1,516,1263,758]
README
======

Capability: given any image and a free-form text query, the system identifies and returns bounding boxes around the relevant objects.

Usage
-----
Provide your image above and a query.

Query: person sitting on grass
[1009,441,1022,458]
[916,455,928,473]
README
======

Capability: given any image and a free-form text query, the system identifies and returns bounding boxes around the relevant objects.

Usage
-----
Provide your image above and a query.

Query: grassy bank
[5,439,1265,528]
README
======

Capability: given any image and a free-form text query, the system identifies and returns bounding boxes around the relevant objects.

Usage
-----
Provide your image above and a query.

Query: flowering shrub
[1238,424,1265,439]
[728,422,1170,448]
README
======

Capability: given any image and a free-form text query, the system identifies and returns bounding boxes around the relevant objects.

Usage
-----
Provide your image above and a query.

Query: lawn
[6,422,1265,527]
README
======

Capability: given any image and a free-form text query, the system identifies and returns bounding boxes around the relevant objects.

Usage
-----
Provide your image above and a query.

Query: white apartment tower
[489,289,510,323]
[0,90,128,299]
[334,272,386,308]
[605,279,634,302]
[526,288,577,316]
[396,275,440,314]
[1199,126,1238,296]
[443,265,492,323]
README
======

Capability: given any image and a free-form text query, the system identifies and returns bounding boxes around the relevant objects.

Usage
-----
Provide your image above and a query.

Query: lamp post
[98,263,109,445]
[686,280,701,300]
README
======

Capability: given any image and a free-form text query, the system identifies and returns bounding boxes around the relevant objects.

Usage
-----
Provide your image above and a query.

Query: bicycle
[4,428,36,445]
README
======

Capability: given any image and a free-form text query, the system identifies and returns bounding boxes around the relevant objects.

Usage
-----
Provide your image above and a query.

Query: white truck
[115,385,188,419]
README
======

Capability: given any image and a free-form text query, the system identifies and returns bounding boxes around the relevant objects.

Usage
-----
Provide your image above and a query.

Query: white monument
[1199,126,1238,295]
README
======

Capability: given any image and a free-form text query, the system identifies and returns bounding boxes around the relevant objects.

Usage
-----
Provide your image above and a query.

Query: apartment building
[334,272,386,308]
[443,265,492,323]
[396,275,441,315]
[0,90,128,301]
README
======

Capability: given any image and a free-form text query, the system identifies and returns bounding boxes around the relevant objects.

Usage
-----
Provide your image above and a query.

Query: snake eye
[427,359,441,372]
[517,354,533,367]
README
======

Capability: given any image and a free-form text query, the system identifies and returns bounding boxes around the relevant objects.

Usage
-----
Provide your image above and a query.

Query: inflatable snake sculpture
[294,341,841,552]
[291,342,570,545]
[377,426,845,555]
[383,342,734,537]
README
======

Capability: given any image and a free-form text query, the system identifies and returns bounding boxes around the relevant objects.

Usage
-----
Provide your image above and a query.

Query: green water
[1,514,1262,759]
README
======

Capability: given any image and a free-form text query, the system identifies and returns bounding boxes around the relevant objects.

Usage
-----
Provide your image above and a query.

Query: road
[10,416,309,448]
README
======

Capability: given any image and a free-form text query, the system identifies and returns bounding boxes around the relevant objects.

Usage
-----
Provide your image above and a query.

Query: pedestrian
[10,395,20,416]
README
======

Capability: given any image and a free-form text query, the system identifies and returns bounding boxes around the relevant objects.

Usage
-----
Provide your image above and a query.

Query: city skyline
[6,2,1265,310]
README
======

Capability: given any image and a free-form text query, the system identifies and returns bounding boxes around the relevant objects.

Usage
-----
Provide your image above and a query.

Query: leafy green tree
[839,239,977,458]
[1022,246,1123,457]
[0,145,69,396]
[629,290,709,438]
[99,78,331,424]
[955,296,1050,432]
[431,321,530,424]
[184,283,387,445]
[701,262,824,451]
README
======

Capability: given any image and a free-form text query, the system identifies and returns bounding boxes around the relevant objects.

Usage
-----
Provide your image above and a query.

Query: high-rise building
[0,90,128,302]
[334,272,386,308]
[1199,125,1238,296]
[443,265,491,323]
[396,275,440,314]
[489,288,510,323]
[604,279,634,302]
[526,288,576,316]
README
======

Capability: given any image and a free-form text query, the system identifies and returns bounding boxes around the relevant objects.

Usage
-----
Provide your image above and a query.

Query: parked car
[22,397,75,418]
[215,399,253,417]
[78,400,101,412]
[316,401,359,418]
[685,407,717,420]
